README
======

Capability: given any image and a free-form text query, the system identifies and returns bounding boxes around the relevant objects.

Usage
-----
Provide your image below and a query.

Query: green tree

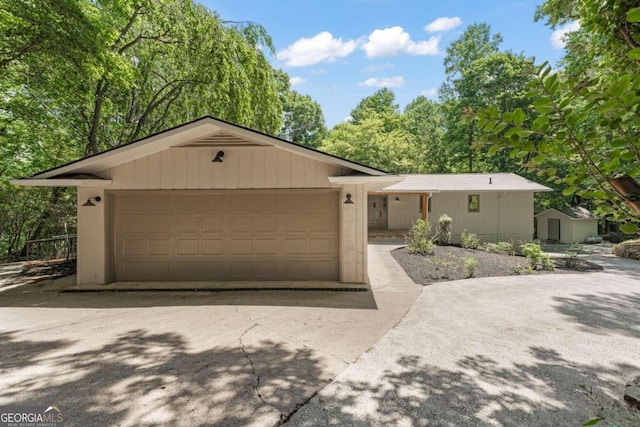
[350,88,399,125]
[403,96,448,172]
[0,0,286,258]
[475,2,640,233]
[441,24,537,173]
[275,72,327,148]
[320,107,423,173]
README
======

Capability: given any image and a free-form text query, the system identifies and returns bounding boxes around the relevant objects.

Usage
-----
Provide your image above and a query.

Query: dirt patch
[391,246,601,285]
[0,259,76,289]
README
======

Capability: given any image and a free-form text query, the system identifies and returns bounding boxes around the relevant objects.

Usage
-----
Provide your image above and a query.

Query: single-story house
[12,116,401,285]
[535,207,599,243]
[368,173,552,243]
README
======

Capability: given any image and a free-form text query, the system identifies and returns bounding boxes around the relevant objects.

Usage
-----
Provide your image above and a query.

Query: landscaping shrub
[464,257,478,278]
[461,230,480,249]
[520,243,554,270]
[482,241,513,255]
[406,219,435,255]
[437,214,452,246]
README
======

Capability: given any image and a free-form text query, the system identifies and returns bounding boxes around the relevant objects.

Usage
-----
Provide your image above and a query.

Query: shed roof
[536,207,599,220]
[377,173,551,193]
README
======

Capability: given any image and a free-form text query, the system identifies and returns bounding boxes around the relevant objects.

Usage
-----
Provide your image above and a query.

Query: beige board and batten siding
[427,191,534,243]
[387,195,421,230]
[100,147,347,189]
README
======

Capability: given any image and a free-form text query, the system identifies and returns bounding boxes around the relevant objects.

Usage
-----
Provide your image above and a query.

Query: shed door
[548,218,561,241]
[113,191,339,281]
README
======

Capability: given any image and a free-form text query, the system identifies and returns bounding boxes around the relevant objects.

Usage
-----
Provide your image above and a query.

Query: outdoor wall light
[344,193,354,204]
[395,196,400,201]
[212,150,225,163]
[82,196,101,207]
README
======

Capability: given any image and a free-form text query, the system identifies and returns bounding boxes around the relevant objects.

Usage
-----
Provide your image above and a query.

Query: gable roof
[12,116,389,185]
[377,173,552,193]
[536,207,598,219]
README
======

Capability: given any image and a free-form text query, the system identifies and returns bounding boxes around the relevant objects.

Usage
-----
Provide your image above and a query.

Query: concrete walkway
[288,260,640,425]
[0,243,421,426]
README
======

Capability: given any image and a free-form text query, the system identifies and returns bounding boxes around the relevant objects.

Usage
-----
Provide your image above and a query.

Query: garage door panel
[148,239,170,255]
[255,217,277,233]
[121,216,147,233]
[114,191,339,281]
[147,216,171,233]
[229,194,253,211]
[201,217,223,233]
[285,239,307,255]
[201,196,224,212]
[122,239,146,256]
[176,217,199,233]
[309,216,333,232]
[231,239,253,255]
[255,239,277,255]
[201,239,223,255]
[176,239,199,255]
[285,217,307,232]
[230,217,253,233]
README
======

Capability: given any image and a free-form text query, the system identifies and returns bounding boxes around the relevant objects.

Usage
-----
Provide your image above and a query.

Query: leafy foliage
[0,0,291,259]
[464,257,478,278]
[406,219,435,255]
[461,231,480,249]
[475,1,640,234]
[436,214,452,246]
[520,243,555,270]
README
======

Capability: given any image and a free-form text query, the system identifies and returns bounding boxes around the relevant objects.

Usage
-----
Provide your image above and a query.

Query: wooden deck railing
[25,235,77,260]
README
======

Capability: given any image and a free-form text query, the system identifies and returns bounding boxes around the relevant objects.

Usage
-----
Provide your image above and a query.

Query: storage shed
[535,207,599,243]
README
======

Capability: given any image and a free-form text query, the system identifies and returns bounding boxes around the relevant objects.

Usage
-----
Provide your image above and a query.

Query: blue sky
[204,0,576,128]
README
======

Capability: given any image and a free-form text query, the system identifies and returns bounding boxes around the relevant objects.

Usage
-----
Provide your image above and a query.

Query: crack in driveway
[238,323,285,423]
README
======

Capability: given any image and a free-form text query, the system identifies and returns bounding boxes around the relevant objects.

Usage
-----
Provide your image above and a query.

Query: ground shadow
[0,281,379,310]
[287,346,638,426]
[554,291,640,338]
[1,329,327,426]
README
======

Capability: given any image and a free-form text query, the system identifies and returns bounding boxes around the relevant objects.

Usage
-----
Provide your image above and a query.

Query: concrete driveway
[287,268,640,426]
[0,243,420,426]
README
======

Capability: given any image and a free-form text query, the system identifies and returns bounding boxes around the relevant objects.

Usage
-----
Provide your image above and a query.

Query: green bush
[406,219,435,255]
[437,214,452,246]
[520,243,554,270]
[461,230,480,249]
[464,257,478,278]
[482,241,513,255]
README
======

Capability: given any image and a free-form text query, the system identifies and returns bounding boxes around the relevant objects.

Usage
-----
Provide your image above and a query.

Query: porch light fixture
[212,150,225,163]
[344,193,354,204]
[395,196,400,201]
[82,196,101,207]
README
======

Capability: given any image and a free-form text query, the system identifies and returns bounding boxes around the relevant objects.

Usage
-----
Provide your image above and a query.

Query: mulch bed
[391,245,602,285]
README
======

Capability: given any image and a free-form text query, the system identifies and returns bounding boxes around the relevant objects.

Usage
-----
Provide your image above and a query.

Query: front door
[368,195,388,229]
[548,218,560,241]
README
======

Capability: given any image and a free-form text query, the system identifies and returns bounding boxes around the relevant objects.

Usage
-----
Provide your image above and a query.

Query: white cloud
[550,21,580,49]
[362,26,440,58]
[420,88,438,98]
[425,17,463,32]
[289,77,306,86]
[277,32,358,67]
[359,76,405,88]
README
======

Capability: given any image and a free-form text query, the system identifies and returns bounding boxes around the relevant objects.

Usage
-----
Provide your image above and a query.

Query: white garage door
[113,190,339,281]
